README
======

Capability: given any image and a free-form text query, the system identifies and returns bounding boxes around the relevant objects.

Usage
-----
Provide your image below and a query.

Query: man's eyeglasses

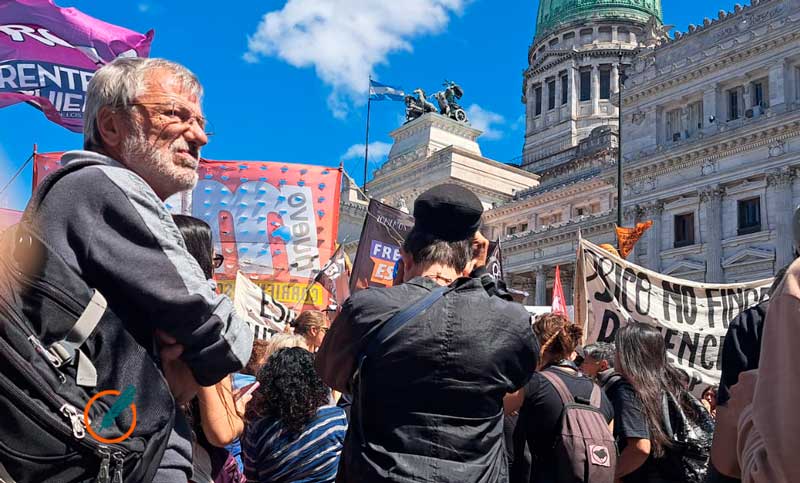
[128,100,215,137]
[213,254,224,269]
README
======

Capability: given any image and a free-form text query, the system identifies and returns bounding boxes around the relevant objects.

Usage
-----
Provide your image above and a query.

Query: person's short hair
[290,311,327,336]
[83,57,202,151]
[172,215,213,279]
[265,333,307,359]
[582,342,616,368]
[401,228,473,273]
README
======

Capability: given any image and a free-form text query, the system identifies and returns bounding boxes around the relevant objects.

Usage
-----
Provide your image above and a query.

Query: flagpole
[616,49,624,231]
[364,76,372,193]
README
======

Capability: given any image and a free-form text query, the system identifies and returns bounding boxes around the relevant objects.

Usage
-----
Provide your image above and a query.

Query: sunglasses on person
[213,254,224,269]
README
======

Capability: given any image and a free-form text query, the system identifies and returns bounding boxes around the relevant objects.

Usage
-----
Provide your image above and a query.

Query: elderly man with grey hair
[20,57,253,481]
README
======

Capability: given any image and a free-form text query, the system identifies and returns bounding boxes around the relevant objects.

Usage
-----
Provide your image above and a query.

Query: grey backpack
[541,370,616,483]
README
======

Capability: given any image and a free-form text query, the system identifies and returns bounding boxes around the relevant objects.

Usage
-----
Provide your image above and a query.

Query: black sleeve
[609,382,650,441]
[599,388,614,423]
[717,304,765,405]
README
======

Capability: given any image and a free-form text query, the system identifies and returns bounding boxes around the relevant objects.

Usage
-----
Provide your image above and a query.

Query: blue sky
[1,0,741,210]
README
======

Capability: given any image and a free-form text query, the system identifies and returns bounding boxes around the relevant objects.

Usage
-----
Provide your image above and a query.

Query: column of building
[591,64,600,115]
[646,201,664,271]
[535,265,548,306]
[701,186,725,283]
[769,168,797,269]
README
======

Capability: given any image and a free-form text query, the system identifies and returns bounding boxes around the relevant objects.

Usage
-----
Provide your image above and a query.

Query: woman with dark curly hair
[242,347,347,482]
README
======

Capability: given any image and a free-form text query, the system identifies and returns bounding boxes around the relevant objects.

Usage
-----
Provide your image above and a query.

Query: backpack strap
[364,285,450,357]
[47,289,107,387]
[540,370,574,405]
[589,384,602,409]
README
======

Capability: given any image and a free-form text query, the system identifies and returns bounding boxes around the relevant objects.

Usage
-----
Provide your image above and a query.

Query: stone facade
[339,0,800,304]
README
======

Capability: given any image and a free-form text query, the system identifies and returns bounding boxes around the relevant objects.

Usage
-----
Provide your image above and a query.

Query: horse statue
[434,81,468,123]
[404,88,438,122]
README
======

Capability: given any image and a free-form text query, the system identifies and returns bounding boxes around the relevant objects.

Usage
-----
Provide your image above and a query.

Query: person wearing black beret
[317,183,538,483]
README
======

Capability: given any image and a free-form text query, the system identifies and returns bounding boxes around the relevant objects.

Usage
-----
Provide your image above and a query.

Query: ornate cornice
[624,11,800,105]
[485,176,611,220]
[625,116,800,182]
[698,185,725,202]
[766,166,797,186]
[502,211,616,253]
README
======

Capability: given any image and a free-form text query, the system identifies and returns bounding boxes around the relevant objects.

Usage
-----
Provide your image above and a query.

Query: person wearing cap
[316,183,538,483]
[707,206,800,483]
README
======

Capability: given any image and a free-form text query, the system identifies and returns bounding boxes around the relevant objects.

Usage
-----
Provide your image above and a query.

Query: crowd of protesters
[1,55,799,483]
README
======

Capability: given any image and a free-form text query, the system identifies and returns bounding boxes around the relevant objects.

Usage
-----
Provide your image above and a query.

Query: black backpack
[655,390,716,483]
[0,161,174,482]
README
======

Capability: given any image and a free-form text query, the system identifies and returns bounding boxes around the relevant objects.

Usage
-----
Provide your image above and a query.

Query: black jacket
[317,276,537,483]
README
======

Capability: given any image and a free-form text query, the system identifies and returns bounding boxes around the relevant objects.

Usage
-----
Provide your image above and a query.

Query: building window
[618,28,630,43]
[547,78,556,110]
[520,223,528,232]
[534,85,542,116]
[549,38,559,48]
[575,207,586,217]
[599,68,611,100]
[580,69,591,101]
[561,73,569,105]
[598,26,612,42]
[580,28,593,44]
[507,226,517,236]
[795,66,800,101]
[728,89,740,120]
[674,213,695,248]
[751,79,768,110]
[737,197,761,235]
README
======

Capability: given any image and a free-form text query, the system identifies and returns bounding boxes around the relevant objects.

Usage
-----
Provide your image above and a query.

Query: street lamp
[616,49,625,229]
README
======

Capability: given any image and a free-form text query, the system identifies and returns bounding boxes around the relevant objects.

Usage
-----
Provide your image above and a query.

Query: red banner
[193,160,342,287]
[33,153,343,309]
[32,151,64,188]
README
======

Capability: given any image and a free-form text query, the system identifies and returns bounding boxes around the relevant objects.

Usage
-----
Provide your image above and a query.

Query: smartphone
[236,381,260,401]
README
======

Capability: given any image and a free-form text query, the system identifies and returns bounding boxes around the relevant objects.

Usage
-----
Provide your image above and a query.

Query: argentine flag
[369,80,405,102]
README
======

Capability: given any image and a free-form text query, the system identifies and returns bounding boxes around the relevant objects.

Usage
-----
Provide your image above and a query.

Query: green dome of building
[535,0,663,39]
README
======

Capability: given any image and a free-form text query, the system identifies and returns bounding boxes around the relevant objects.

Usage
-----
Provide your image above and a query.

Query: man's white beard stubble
[120,124,200,198]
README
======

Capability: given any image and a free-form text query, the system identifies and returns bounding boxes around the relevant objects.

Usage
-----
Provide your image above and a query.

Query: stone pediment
[722,247,775,268]
[663,259,705,276]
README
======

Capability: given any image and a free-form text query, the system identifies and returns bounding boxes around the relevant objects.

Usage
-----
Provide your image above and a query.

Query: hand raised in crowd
[156,329,201,404]
[471,230,490,269]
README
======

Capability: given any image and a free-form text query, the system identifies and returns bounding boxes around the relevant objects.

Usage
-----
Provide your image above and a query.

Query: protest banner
[194,160,341,309]
[350,199,414,292]
[575,238,772,391]
[0,0,153,131]
[314,244,351,312]
[232,271,296,337]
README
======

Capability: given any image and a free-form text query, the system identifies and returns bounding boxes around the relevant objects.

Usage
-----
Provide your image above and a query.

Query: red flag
[551,265,568,317]
[33,151,65,189]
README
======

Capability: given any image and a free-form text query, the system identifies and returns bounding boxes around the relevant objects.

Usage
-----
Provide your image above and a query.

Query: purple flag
[0,0,153,131]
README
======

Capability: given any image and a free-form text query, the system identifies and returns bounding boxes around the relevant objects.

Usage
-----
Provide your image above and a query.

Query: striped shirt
[242,405,347,483]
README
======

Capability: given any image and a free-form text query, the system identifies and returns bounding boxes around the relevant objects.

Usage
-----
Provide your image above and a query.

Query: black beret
[413,184,483,241]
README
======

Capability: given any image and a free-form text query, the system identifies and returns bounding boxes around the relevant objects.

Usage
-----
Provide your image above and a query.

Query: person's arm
[738,282,800,483]
[315,299,358,393]
[59,168,253,386]
[197,376,250,447]
[616,438,651,479]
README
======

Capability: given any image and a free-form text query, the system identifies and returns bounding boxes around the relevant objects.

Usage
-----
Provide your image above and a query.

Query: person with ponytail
[509,313,614,483]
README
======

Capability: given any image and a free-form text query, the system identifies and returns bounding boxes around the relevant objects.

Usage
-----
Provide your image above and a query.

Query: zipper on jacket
[60,403,85,439]
[96,448,111,483]
[111,451,125,483]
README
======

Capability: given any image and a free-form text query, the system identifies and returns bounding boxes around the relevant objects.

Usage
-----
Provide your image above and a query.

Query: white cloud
[244,0,466,116]
[466,104,505,140]
[340,141,392,165]
[510,113,525,131]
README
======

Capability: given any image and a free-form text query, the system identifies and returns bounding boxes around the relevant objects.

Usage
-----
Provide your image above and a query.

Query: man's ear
[600,360,609,372]
[95,106,126,152]
[400,249,414,282]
